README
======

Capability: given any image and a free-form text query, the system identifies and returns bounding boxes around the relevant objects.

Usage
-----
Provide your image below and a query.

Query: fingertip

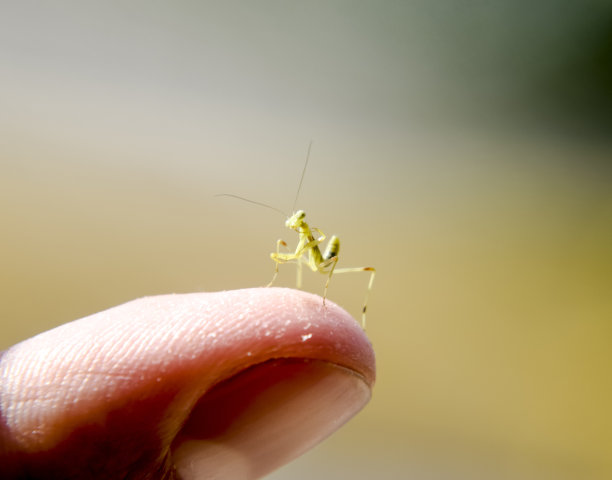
[0,288,376,478]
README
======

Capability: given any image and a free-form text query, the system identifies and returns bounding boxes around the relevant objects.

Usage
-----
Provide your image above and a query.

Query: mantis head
[285,210,306,230]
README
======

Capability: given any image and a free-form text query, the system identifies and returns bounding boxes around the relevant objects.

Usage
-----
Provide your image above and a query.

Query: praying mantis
[218,143,375,328]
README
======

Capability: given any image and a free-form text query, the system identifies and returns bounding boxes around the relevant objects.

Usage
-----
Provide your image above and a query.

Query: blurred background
[1,1,611,478]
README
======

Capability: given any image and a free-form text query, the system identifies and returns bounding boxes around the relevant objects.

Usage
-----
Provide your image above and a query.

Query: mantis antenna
[291,140,312,213]
[214,193,287,217]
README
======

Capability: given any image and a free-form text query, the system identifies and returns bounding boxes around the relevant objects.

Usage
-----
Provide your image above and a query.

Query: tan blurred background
[2,2,612,479]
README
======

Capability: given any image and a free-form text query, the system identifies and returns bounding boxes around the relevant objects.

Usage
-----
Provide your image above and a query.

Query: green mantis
[218,143,376,329]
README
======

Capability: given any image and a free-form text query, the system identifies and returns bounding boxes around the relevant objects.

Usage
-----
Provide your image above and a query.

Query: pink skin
[0,288,375,479]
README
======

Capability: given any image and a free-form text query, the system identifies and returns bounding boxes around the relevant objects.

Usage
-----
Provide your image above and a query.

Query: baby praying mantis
[218,143,375,328]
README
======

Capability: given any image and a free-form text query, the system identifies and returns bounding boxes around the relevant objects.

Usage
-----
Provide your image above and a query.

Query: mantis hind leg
[316,255,339,306]
[327,266,376,329]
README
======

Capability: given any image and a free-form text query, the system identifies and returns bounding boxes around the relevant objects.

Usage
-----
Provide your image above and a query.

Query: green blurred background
[1,1,611,478]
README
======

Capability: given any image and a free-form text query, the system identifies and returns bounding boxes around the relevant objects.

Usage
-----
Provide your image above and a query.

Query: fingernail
[172,359,371,479]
